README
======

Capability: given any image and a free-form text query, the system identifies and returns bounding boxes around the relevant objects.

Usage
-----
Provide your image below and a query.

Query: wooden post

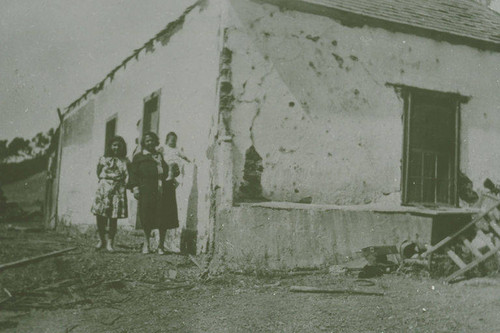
[52,109,65,229]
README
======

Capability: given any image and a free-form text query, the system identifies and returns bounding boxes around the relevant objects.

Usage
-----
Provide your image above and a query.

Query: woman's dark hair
[141,131,160,147]
[165,132,177,142]
[105,136,127,158]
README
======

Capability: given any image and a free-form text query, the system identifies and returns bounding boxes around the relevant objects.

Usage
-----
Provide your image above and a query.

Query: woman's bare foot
[106,235,114,252]
[142,242,150,254]
[95,239,104,250]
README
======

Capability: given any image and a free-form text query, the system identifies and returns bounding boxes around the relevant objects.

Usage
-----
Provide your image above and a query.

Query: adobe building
[47,0,500,270]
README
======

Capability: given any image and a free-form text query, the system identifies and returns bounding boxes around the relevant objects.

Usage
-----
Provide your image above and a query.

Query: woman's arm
[96,157,104,178]
[121,158,130,184]
[179,152,191,163]
[164,160,180,188]
[128,155,141,199]
[128,155,140,188]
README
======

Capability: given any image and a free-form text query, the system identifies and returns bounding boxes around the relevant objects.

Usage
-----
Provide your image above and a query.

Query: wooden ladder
[422,200,500,283]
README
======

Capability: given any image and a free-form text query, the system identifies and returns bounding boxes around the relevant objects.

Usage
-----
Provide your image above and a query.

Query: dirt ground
[1,220,500,333]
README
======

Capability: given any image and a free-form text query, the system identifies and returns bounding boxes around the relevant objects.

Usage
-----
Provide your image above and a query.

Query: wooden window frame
[104,114,118,154]
[142,89,161,136]
[401,87,463,207]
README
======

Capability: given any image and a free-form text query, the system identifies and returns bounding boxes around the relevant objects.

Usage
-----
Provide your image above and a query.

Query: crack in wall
[218,41,234,136]
[249,106,262,147]
[359,62,383,86]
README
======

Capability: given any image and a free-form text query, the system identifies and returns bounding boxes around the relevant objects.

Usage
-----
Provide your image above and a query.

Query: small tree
[7,137,32,157]
[0,182,7,215]
[0,140,8,162]
[31,131,51,156]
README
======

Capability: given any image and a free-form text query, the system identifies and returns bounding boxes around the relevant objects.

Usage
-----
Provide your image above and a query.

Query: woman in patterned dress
[91,136,129,251]
[129,132,179,254]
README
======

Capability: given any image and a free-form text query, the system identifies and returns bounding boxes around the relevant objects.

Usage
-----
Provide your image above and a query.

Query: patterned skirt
[91,179,128,218]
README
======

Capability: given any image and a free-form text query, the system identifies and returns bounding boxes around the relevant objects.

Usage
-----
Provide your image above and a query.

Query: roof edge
[61,0,207,119]
[258,0,500,52]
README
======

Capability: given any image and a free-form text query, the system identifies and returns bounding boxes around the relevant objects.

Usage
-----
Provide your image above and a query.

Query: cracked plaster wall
[227,0,500,205]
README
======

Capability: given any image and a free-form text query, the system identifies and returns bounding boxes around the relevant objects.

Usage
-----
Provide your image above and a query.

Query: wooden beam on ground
[0,247,76,272]
[188,254,203,270]
[422,202,500,257]
[447,250,467,269]
[289,286,384,296]
[446,244,500,283]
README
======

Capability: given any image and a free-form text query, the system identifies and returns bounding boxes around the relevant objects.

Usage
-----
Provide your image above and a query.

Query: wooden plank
[476,230,495,251]
[489,221,500,238]
[463,239,483,259]
[289,286,384,296]
[487,211,496,222]
[491,207,500,221]
[0,247,77,272]
[423,237,451,256]
[446,245,500,283]
[447,250,466,269]
[422,202,500,257]
[486,208,500,223]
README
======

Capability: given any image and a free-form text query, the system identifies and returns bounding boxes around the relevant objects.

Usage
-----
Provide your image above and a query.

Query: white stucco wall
[59,100,95,226]
[57,0,222,253]
[227,0,500,205]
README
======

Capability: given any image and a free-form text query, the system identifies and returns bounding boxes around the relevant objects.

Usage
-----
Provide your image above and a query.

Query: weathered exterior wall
[59,101,95,226]
[227,0,500,205]
[57,0,222,253]
[215,203,433,270]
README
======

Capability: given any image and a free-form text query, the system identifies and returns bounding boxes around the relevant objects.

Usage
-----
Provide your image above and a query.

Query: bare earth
[1,221,500,333]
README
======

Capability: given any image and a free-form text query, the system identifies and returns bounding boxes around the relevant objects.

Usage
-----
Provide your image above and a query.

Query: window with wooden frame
[401,87,465,207]
[142,90,161,135]
[104,115,117,153]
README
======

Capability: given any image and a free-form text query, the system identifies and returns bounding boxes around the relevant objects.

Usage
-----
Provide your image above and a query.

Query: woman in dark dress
[128,132,179,254]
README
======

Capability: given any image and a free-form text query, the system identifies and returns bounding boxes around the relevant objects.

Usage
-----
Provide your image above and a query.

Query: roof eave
[258,0,500,53]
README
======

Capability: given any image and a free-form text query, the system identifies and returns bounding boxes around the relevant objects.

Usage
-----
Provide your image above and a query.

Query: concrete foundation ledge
[236,201,480,215]
[216,202,476,271]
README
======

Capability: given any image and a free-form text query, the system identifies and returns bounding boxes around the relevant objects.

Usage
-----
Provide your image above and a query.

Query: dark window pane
[437,155,450,179]
[423,179,436,203]
[449,181,456,205]
[437,179,449,203]
[423,153,436,178]
[408,178,422,202]
[104,117,116,153]
[409,151,422,177]
[143,96,159,134]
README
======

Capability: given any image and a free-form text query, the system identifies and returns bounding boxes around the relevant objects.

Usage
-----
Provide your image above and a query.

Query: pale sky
[493,0,500,11]
[1,0,500,141]
[0,0,193,141]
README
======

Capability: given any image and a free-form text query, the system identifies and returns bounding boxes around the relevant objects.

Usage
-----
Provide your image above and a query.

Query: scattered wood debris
[289,285,384,296]
[188,255,203,270]
[7,224,44,233]
[0,247,77,272]
[455,277,500,287]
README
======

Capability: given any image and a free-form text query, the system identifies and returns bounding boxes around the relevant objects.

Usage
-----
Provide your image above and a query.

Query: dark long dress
[128,151,179,231]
